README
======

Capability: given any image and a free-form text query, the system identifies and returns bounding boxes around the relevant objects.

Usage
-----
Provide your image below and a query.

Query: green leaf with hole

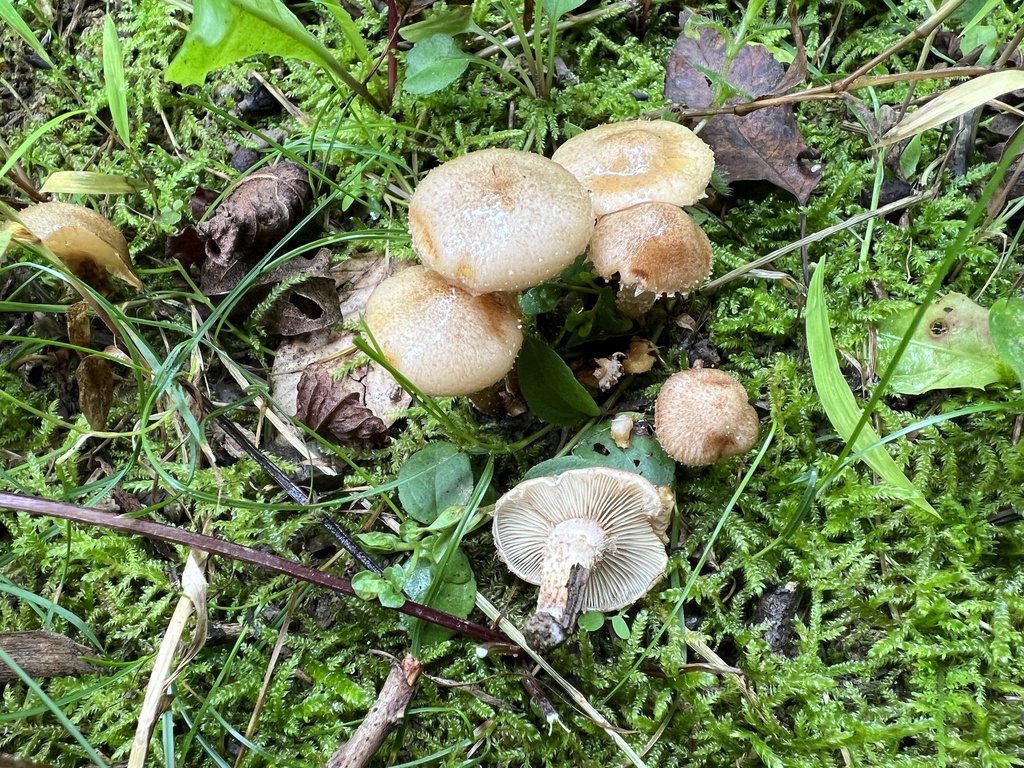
[877,293,1014,394]
[524,415,675,485]
[397,443,473,524]
[167,0,347,86]
[807,262,936,515]
[403,547,476,647]
[989,296,1024,387]
[403,34,472,95]
[518,336,601,426]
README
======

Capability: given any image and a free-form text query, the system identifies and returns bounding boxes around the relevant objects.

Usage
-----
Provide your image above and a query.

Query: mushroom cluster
[365,148,595,396]
[552,120,716,316]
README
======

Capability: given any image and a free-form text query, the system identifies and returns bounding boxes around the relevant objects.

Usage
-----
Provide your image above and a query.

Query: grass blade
[103,15,131,147]
[806,258,937,515]
[0,0,52,67]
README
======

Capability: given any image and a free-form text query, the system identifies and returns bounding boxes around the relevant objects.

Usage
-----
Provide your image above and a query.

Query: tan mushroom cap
[588,202,713,297]
[493,467,669,613]
[655,368,759,466]
[365,265,523,397]
[8,201,142,289]
[552,120,715,216]
[409,148,594,295]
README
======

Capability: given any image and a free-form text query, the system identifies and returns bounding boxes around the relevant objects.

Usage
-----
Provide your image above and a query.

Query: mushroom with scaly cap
[364,265,523,397]
[409,148,595,295]
[655,368,759,466]
[492,467,670,650]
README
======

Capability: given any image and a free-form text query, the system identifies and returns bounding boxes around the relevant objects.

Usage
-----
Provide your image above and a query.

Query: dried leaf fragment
[6,202,143,291]
[295,365,389,448]
[665,10,822,204]
[77,354,114,430]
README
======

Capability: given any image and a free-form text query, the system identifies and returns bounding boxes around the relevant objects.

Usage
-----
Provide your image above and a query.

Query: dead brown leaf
[66,301,90,350]
[295,365,389,448]
[76,355,113,430]
[665,9,822,204]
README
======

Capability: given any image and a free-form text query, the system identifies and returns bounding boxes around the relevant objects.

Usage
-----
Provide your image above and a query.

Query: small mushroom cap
[552,120,715,216]
[409,149,595,295]
[365,265,523,397]
[655,368,759,466]
[588,202,713,297]
[493,467,668,612]
[8,201,142,290]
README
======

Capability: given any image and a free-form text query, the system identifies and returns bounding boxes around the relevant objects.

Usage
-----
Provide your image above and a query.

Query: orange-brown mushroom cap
[588,202,713,297]
[655,368,759,466]
[493,467,669,614]
[409,149,595,295]
[365,266,523,397]
[552,120,715,216]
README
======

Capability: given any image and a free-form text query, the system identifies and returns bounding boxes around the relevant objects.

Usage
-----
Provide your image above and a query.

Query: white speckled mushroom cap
[492,467,669,612]
[365,265,523,397]
[409,148,595,295]
[552,120,715,216]
[655,368,759,466]
[588,202,713,297]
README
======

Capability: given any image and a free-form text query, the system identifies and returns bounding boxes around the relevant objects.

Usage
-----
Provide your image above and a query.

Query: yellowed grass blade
[880,70,1024,146]
[40,170,140,194]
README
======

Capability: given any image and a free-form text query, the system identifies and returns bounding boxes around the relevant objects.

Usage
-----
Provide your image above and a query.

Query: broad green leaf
[880,70,1024,146]
[876,293,1014,394]
[898,134,922,179]
[989,297,1024,386]
[523,456,592,480]
[403,34,472,95]
[167,0,348,88]
[611,615,630,639]
[40,171,140,195]
[397,442,473,524]
[518,336,601,425]
[351,570,383,600]
[400,8,477,42]
[354,531,409,552]
[565,286,633,346]
[542,0,587,19]
[102,15,130,147]
[807,262,936,515]
[521,284,562,315]
[578,611,605,631]
[403,547,476,647]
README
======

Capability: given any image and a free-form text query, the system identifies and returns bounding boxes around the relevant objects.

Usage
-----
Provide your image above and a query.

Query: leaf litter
[665,9,822,204]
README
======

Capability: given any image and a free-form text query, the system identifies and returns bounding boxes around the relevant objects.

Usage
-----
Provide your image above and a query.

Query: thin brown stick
[0,491,509,646]
[326,654,423,768]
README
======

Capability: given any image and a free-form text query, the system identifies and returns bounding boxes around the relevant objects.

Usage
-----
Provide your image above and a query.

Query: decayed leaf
[296,364,389,448]
[7,201,143,291]
[77,355,114,430]
[665,10,822,204]
[876,293,1015,395]
[333,252,398,319]
[66,301,91,350]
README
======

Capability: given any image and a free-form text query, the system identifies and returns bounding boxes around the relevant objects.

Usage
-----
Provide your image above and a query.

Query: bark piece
[0,631,101,685]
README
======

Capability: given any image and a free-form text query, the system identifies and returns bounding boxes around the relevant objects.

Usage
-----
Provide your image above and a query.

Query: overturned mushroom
[492,468,669,650]
[588,202,714,316]
[6,201,142,291]
[364,265,523,397]
[408,148,594,295]
[552,120,715,216]
[655,368,759,466]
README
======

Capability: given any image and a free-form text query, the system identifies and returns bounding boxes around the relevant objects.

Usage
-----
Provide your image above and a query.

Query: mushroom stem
[526,518,609,650]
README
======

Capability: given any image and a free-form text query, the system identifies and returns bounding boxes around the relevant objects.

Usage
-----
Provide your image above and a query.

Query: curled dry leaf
[295,364,389,448]
[6,201,143,292]
[665,10,822,204]
[77,354,114,431]
[66,301,91,350]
